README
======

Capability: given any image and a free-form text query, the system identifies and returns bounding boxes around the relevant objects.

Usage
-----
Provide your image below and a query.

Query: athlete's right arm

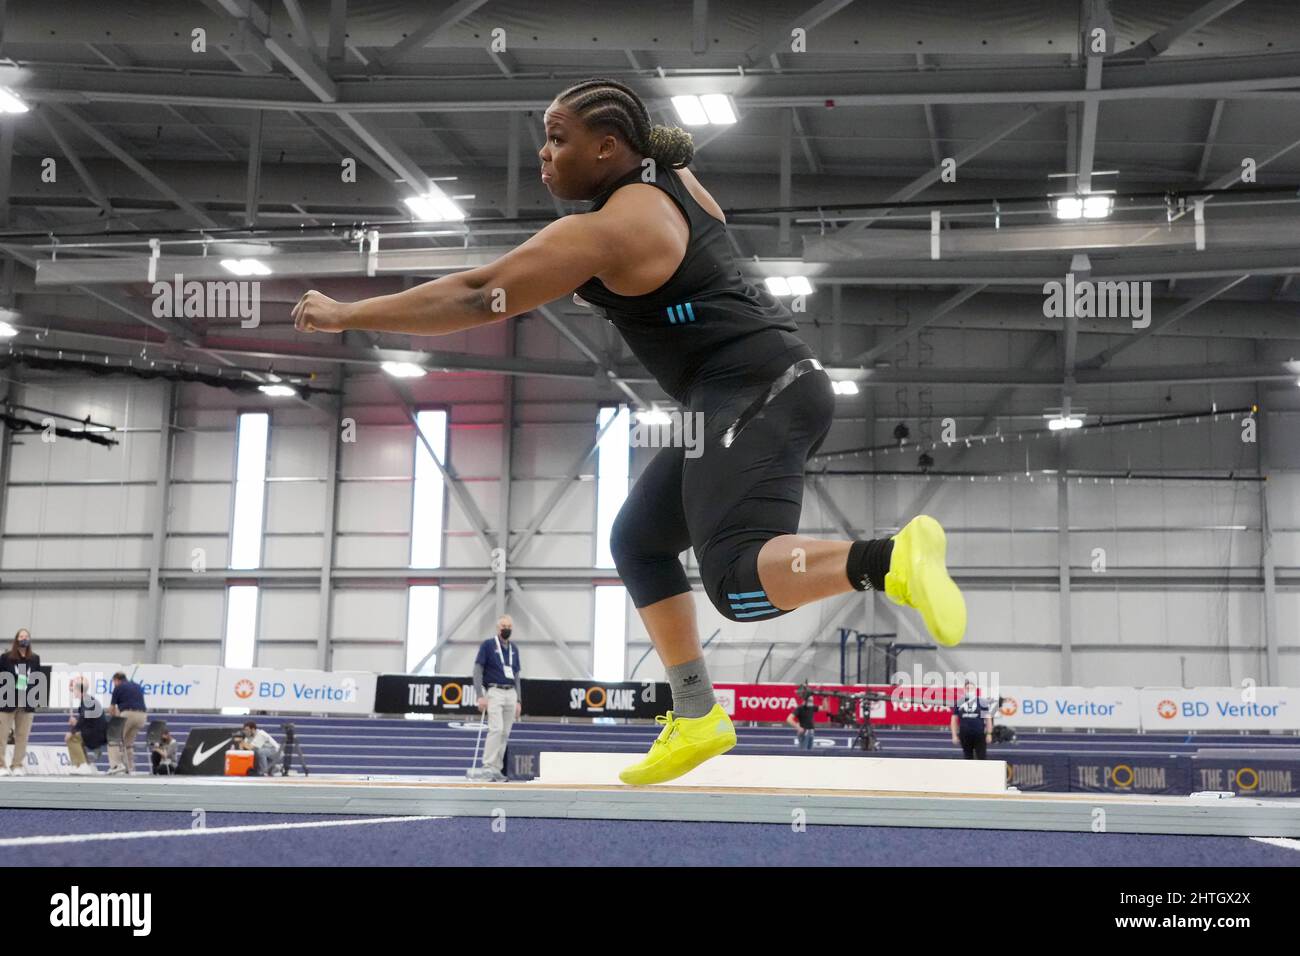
[293,211,626,336]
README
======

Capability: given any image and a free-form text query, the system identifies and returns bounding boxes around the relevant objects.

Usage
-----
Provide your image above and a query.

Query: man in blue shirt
[107,671,148,775]
[950,681,992,759]
[469,616,520,782]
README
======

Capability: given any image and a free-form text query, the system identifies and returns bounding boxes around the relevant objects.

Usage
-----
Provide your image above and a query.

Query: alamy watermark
[152,273,261,329]
[888,665,1003,709]
[630,409,705,458]
[1042,273,1151,329]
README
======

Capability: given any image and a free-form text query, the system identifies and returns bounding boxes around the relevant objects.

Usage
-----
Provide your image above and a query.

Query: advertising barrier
[3,745,74,776]
[1004,753,1070,792]
[177,727,242,776]
[19,659,1300,732]
[523,679,670,719]
[1190,757,1300,797]
[374,674,480,715]
[1069,754,1190,794]
[375,676,673,718]
[995,686,1143,730]
[714,682,869,723]
[1138,687,1297,731]
[215,668,376,714]
[45,663,217,711]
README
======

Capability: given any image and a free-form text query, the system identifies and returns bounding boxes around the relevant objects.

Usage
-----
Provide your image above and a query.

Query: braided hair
[555,77,695,169]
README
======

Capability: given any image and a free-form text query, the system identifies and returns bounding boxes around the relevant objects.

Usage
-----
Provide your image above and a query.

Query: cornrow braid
[556,77,695,169]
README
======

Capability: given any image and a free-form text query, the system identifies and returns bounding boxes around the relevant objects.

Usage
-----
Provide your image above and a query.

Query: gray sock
[665,657,716,719]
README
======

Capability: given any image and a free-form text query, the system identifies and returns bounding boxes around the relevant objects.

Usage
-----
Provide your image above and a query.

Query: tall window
[229,412,268,570]
[406,586,441,675]
[593,584,628,681]
[594,406,631,679]
[594,405,630,568]
[224,412,268,671]
[407,410,448,673]
[223,585,259,670]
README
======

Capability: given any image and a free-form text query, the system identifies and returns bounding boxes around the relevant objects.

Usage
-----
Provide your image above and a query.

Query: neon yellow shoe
[885,514,967,647]
[618,703,737,785]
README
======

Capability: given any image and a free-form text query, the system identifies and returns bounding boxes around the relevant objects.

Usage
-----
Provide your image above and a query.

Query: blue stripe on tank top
[684,302,696,322]
[666,306,677,324]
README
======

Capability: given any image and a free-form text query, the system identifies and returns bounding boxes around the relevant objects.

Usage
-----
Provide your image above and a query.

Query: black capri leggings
[610,348,835,623]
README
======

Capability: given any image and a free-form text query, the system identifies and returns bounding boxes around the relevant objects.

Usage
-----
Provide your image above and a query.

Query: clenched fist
[292,290,352,333]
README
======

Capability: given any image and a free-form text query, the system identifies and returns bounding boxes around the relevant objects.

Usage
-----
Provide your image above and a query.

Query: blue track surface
[3,809,1298,867]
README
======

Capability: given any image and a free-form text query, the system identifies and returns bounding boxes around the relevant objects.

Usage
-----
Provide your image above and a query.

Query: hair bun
[646,124,695,169]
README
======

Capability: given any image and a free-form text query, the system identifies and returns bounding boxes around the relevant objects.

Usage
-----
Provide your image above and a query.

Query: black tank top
[573,165,809,404]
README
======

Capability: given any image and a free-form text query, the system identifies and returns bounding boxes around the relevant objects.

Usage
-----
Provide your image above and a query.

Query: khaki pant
[109,710,148,774]
[0,710,34,769]
[481,686,517,775]
[67,732,88,767]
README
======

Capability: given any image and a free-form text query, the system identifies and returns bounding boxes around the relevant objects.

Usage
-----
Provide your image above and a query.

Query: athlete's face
[540,102,616,201]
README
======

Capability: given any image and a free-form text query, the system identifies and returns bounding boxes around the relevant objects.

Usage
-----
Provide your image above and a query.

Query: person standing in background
[950,680,993,760]
[471,615,521,782]
[786,690,819,750]
[0,629,41,776]
[107,671,148,775]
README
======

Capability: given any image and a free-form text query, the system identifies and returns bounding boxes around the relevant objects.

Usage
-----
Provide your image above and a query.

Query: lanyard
[494,637,513,672]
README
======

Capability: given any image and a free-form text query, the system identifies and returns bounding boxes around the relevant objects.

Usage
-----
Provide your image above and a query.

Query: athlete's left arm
[293,212,624,336]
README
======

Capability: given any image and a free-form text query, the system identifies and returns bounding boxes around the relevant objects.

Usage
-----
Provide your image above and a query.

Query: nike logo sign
[191,741,230,766]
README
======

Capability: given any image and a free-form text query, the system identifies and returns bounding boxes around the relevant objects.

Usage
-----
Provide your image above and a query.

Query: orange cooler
[225,750,255,776]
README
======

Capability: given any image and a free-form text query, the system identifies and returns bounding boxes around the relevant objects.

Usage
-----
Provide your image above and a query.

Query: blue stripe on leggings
[729,601,772,611]
[727,590,767,599]
[735,607,781,619]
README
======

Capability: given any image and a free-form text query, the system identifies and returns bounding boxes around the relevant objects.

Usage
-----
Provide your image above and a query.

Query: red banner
[714,682,965,727]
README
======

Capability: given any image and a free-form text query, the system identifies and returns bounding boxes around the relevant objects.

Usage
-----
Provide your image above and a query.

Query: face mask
[499,627,512,640]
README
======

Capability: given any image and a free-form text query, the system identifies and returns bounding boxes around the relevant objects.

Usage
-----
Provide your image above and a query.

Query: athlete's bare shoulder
[590,181,689,296]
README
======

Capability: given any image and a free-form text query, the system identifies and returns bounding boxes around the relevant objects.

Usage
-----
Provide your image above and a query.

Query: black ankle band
[846,538,894,592]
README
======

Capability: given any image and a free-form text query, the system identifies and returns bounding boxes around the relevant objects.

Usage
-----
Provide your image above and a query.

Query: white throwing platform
[537,752,1008,793]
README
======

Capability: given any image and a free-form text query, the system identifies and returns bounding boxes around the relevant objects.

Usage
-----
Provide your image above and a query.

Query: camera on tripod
[795,681,892,751]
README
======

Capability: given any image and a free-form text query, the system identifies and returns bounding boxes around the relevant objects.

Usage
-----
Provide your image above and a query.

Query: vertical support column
[1057,466,1073,685]
[0,114,13,228]
[1260,480,1279,684]
[506,112,520,220]
[778,108,792,255]
[830,284,843,362]
[0,372,14,572]
[245,110,264,228]
[317,369,346,671]
[495,323,516,618]
[144,381,176,663]
[863,359,876,636]
[1254,384,1279,684]
[0,97,14,567]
